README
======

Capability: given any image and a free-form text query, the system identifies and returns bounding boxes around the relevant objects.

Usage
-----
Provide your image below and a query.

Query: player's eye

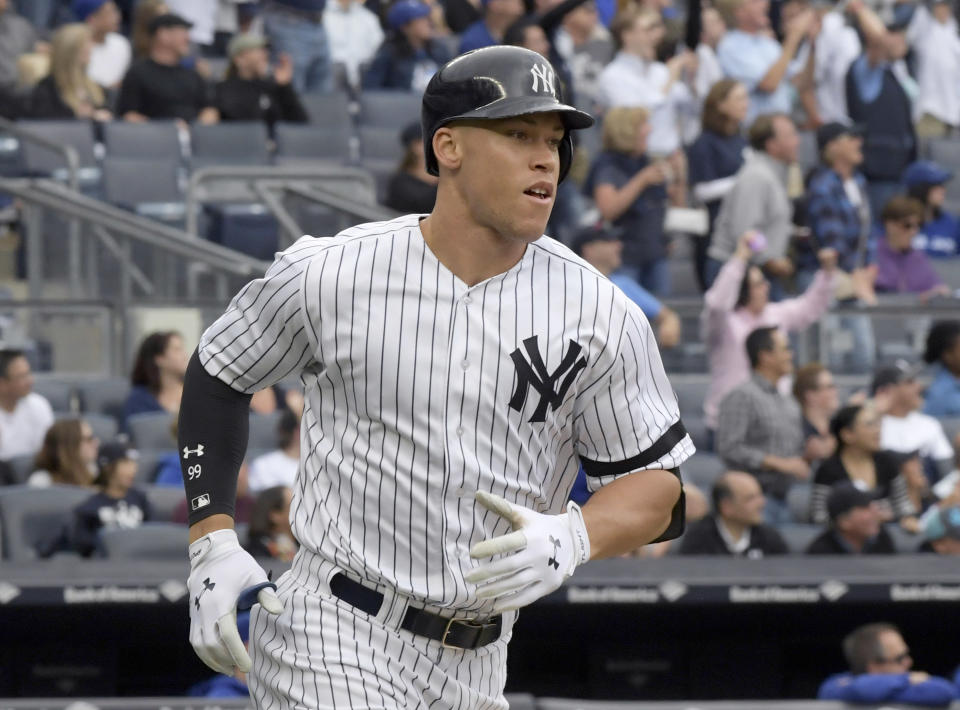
[508,130,528,141]
[547,138,562,149]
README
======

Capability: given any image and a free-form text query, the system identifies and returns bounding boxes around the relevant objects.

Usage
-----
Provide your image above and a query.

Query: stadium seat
[102,121,182,160]
[102,156,183,214]
[204,202,280,260]
[135,448,168,486]
[933,259,960,289]
[358,91,421,129]
[127,411,176,450]
[786,483,811,523]
[77,377,130,419]
[681,454,724,490]
[673,380,706,417]
[16,119,99,180]
[301,90,353,128]
[886,523,922,553]
[190,122,270,168]
[274,122,354,164]
[667,258,701,298]
[5,454,36,485]
[249,411,282,451]
[54,411,119,443]
[144,485,186,522]
[797,130,818,171]
[778,523,821,554]
[358,125,405,164]
[0,485,90,560]
[939,416,960,445]
[32,379,76,412]
[99,521,187,559]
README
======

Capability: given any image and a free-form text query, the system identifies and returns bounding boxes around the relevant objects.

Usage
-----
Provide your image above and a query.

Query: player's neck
[419,210,527,287]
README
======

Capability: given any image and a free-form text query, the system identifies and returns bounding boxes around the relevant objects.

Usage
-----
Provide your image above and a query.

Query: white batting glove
[188,529,283,674]
[465,491,591,613]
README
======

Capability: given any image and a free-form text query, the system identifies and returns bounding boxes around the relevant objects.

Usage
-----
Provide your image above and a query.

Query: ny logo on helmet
[530,63,555,95]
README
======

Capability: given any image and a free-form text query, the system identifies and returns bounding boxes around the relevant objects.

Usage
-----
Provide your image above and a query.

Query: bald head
[712,471,765,526]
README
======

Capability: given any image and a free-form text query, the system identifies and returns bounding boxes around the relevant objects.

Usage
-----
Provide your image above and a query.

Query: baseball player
[179,45,693,709]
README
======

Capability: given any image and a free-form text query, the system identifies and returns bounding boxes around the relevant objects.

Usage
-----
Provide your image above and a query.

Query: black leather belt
[329,573,502,650]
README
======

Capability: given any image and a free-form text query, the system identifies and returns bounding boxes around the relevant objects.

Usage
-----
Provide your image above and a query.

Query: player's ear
[433,126,463,173]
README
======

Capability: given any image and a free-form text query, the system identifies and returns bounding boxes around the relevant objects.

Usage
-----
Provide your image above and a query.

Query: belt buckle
[441,617,482,649]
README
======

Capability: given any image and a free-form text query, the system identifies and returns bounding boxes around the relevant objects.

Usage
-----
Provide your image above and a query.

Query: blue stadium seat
[274,122,353,164]
[102,121,182,160]
[358,125,405,164]
[102,156,183,215]
[16,119,99,183]
[190,122,270,168]
[300,90,354,128]
[358,91,421,129]
[99,521,187,559]
[126,411,176,450]
[77,377,130,419]
[32,378,76,412]
[144,485,186,523]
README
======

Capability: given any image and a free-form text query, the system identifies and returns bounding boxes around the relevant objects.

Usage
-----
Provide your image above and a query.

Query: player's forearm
[189,514,235,543]
[580,469,682,559]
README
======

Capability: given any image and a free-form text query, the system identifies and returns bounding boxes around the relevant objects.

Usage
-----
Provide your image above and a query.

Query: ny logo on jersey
[547,535,561,570]
[530,63,555,95]
[194,577,215,610]
[508,336,587,423]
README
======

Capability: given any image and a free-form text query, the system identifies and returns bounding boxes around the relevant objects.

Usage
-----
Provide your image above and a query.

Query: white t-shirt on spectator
[809,11,860,124]
[881,411,955,462]
[248,449,299,492]
[323,0,384,88]
[164,0,218,45]
[0,392,54,461]
[87,33,131,88]
[906,5,960,126]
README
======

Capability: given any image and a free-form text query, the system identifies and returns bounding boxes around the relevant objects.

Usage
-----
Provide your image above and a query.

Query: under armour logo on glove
[194,577,215,610]
[547,535,561,570]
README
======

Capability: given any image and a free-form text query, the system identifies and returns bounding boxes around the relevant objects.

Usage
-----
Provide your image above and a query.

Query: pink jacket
[701,257,835,429]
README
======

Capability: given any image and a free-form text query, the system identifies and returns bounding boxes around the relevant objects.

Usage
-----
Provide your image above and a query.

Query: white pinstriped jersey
[199,213,694,614]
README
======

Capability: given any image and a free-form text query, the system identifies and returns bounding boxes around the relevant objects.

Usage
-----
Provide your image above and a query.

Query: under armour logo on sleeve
[183,444,205,459]
[509,336,587,423]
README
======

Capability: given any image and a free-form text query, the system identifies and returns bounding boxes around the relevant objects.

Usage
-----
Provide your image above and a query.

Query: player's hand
[187,529,283,675]
[465,492,590,614]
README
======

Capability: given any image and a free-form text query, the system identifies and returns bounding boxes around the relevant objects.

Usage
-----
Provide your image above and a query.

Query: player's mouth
[523,182,554,202]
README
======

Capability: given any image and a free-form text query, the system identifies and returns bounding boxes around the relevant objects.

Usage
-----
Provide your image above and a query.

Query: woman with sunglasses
[874,196,951,300]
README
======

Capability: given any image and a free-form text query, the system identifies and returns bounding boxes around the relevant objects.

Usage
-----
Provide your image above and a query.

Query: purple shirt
[874,237,943,293]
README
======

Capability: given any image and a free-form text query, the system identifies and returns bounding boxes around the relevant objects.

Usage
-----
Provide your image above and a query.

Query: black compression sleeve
[178,349,252,526]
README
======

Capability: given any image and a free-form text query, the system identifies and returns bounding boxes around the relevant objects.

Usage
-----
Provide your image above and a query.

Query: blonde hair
[50,24,104,115]
[602,106,650,154]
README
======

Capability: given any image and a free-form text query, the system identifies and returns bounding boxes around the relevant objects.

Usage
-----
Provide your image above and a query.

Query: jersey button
[463,296,472,305]
[461,360,469,370]
[455,426,465,436]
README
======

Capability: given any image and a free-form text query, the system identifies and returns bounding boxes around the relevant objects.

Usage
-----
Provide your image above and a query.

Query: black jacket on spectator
[214,76,308,126]
[24,76,75,119]
[72,488,152,557]
[116,58,212,121]
[805,526,896,555]
[362,36,452,91]
[385,172,437,214]
[679,515,789,557]
[810,451,914,524]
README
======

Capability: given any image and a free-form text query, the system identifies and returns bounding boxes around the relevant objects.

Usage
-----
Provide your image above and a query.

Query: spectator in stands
[584,106,671,295]
[323,0,383,90]
[459,0,525,53]
[571,223,681,348]
[799,121,877,372]
[686,79,749,289]
[715,0,814,124]
[122,331,188,428]
[716,326,809,523]
[905,161,960,260]
[0,349,54,461]
[905,0,960,141]
[131,0,168,60]
[809,403,918,529]
[630,480,709,557]
[845,18,916,218]
[385,122,438,214]
[873,362,956,481]
[692,6,725,108]
[73,0,130,89]
[116,13,219,124]
[261,0,332,94]
[25,23,113,121]
[214,34,308,129]
[706,114,800,294]
[702,232,835,440]
[246,485,297,562]
[874,196,950,299]
[806,482,896,553]
[819,622,957,703]
[0,0,40,91]
[27,418,98,487]
[553,0,614,110]
[793,362,839,464]
[72,440,151,557]
[504,16,552,58]
[249,408,300,493]
[920,505,960,555]
[679,470,789,556]
[924,321,960,417]
[188,610,251,698]
[363,0,452,92]
[598,6,695,162]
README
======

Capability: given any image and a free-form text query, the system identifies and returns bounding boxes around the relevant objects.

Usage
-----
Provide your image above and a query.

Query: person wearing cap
[923,320,960,417]
[873,361,957,481]
[362,0,452,92]
[322,0,383,89]
[459,0,526,53]
[72,0,130,89]
[116,12,219,124]
[874,196,949,298]
[905,0,960,140]
[384,121,439,214]
[919,505,960,554]
[805,481,896,553]
[71,440,152,557]
[809,403,918,528]
[818,622,958,704]
[213,34,307,128]
[905,161,960,259]
[572,224,681,347]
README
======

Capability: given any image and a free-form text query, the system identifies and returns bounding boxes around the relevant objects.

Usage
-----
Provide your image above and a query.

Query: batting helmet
[421,46,594,182]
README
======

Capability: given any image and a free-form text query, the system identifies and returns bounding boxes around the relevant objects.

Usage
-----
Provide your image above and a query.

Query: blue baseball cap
[388,0,431,29]
[72,0,109,21]
[903,160,953,187]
